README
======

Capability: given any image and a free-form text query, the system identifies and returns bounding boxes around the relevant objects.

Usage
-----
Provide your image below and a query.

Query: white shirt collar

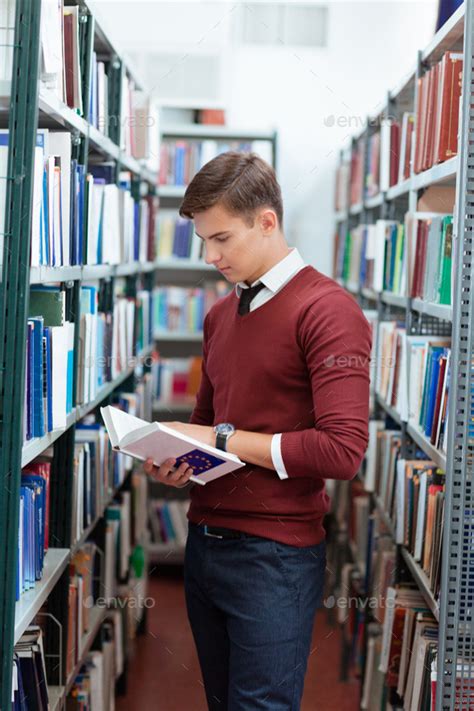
[235,248,306,296]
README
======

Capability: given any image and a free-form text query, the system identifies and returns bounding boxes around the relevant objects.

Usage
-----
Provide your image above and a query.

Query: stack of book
[156,212,202,261]
[375,322,407,418]
[407,338,451,451]
[153,282,229,334]
[24,287,75,441]
[39,3,158,161]
[159,138,273,186]
[66,542,100,677]
[396,461,445,597]
[152,355,203,403]
[414,51,463,172]
[334,219,406,295]
[67,609,126,709]
[376,587,438,708]
[16,461,51,601]
[407,213,453,305]
[12,626,49,710]
[1,127,159,267]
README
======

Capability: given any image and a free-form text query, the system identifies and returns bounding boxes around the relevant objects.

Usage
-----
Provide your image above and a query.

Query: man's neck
[245,245,292,286]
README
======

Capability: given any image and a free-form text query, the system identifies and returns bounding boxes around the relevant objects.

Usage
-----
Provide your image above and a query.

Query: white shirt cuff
[271,433,289,480]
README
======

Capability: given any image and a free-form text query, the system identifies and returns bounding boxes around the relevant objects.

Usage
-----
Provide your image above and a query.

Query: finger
[176,467,194,488]
[167,461,191,484]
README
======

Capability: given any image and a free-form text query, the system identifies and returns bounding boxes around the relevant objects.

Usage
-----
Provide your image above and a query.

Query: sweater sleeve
[189,312,215,426]
[280,290,371,481]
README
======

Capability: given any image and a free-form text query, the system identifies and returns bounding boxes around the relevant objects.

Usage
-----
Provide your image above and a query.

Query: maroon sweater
[188,266,371,546]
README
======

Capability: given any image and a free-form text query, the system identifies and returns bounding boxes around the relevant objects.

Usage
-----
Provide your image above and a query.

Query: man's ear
[259,209,277,235]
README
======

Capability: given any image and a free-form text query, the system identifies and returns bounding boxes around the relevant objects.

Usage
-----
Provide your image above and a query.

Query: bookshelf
[331,1,474,706]
[0,1,157,707]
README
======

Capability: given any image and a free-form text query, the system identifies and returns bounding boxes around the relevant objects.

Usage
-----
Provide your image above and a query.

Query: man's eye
[215,237,229,243]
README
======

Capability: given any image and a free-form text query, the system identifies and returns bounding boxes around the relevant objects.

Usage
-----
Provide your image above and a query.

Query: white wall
[96,0,438,275]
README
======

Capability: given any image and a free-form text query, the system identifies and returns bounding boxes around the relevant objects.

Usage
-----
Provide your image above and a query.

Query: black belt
[190,522,250,540]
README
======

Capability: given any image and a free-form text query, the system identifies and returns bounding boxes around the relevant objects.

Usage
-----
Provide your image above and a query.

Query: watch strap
[216,432,228,451]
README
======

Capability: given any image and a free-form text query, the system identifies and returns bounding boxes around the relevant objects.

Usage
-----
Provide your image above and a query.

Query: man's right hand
[143,457,194,488]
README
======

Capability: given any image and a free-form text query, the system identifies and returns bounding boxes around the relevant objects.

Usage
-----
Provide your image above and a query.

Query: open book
[100,405,245,485]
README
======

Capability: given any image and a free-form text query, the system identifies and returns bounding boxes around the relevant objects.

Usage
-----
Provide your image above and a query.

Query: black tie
[238,282,266,315]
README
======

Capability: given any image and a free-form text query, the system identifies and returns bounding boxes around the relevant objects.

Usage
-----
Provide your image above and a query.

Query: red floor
[117,566,361,711]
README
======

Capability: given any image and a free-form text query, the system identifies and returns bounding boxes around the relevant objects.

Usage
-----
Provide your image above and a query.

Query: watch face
[215,423,235,435]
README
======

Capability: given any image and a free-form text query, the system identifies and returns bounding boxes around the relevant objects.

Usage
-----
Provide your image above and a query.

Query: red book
[414,76,426,174]
[63,13,75,109]
[437,52,463,162]
[389,122,400,187]
[404,117,414,179]
[422,67,434,172]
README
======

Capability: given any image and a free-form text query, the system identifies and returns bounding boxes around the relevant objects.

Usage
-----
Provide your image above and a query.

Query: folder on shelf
[100,405,245,485]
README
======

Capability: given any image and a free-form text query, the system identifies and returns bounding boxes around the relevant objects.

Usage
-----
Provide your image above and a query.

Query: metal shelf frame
[332,3,474,705]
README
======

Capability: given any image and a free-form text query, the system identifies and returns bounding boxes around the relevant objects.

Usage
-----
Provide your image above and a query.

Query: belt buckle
[204,525,224,539]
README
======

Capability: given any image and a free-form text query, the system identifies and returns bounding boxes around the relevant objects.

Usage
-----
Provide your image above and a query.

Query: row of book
[152,355,202,404]
[156,213,203,261]
[408,213,453,304]
[24,287,75,440]
[39,2,158,165]
[363,421,445,599]
[25,129,157,266]
[414,51,462,173]
[77,283,154,407]
[159,139,273,186]
[365,585,439,710]
[17,380,152,603]
[337,49,462,212]
[153,282,229,334]
[335,219,406,295]
[334,211,453,305]
[149,498,190,547]
[376,325,451,450]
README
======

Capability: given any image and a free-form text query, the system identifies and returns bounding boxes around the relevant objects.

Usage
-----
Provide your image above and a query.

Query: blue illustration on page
[175,449,225,474]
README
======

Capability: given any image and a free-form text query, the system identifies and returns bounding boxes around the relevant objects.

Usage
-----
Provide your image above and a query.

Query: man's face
[193,203,267,285]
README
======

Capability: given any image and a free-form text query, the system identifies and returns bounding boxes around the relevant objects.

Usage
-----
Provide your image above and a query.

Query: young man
[144,151,371,710]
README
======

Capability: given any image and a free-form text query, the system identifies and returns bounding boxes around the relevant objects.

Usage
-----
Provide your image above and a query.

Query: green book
[28,287,66,327]
[438,216,453,305]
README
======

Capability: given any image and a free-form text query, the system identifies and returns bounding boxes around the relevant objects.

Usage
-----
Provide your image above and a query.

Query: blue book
[134,201,140,261]
[89,163,116,184]
[29,318,45,438]
[21,475,45,576]
[94,177,106,264]
[424,348,448,438]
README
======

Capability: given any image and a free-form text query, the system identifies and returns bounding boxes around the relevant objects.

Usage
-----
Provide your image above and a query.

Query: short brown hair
[179,151,283,227]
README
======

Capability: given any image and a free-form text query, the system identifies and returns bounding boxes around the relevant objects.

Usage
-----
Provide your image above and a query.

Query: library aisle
[116,569,360,711]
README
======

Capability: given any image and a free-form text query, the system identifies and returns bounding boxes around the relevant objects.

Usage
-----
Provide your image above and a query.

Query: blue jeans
[184,523,327,711]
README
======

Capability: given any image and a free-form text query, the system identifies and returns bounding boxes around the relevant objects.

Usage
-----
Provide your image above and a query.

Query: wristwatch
[213,423,236,451]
